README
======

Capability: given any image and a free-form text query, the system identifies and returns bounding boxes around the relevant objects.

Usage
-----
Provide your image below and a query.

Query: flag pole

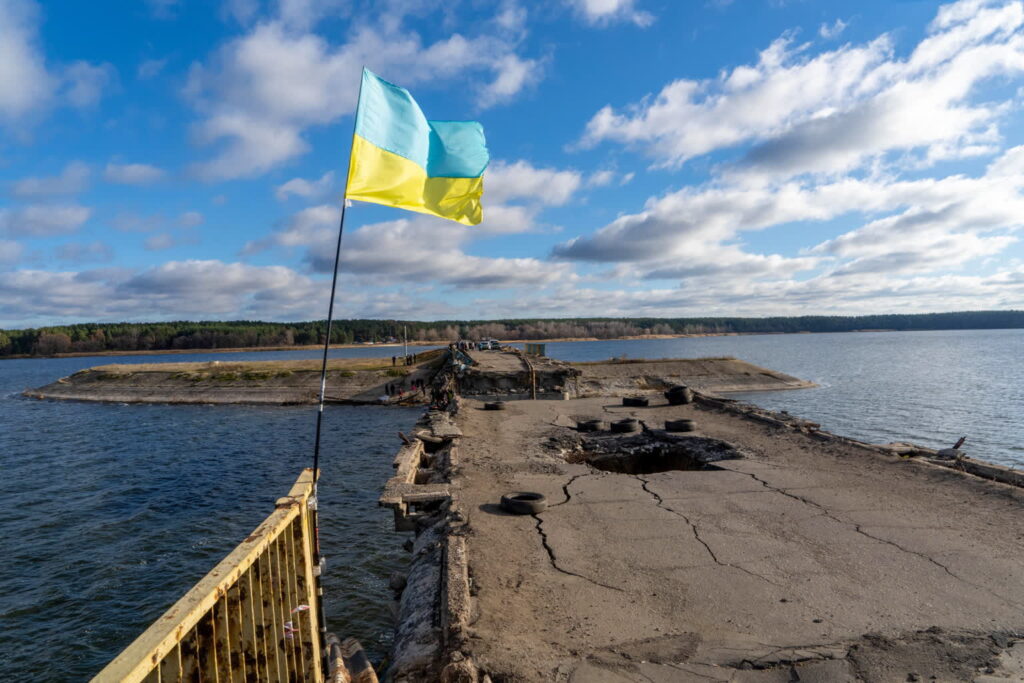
[310,67,364,675]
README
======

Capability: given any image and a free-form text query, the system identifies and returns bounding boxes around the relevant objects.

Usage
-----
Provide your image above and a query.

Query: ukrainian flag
[346,69,489,226]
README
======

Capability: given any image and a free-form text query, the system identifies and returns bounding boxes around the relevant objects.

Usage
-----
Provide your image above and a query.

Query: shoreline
[1,327,986,361]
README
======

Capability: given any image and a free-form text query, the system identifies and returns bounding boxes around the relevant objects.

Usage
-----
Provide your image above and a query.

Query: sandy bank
[459,351,816,399]
[23,352,443,404]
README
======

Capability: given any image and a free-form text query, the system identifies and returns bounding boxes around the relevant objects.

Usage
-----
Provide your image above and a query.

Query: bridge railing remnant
[92,469,324,683]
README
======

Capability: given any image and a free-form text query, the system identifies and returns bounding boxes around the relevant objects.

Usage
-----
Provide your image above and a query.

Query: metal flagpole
[310,68,364,675]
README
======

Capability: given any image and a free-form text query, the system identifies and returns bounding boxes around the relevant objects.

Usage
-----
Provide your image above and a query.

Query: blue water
[1,331,1021,680]
[524,329,1024,468]
[0,346,430,681]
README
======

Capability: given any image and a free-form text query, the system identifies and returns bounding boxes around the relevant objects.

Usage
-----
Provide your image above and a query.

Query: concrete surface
[449,396,1024,682]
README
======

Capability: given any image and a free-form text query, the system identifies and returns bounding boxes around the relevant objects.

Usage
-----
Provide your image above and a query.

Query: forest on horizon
[2,310,1022,357]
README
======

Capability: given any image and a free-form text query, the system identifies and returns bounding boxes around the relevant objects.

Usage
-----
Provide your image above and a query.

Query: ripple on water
[0,354,422,680]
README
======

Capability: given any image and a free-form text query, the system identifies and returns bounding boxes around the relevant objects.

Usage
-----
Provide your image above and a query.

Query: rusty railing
[92,468,324,682]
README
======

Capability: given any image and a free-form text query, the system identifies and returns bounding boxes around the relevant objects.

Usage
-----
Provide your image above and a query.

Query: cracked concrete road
[453,397,1024,682]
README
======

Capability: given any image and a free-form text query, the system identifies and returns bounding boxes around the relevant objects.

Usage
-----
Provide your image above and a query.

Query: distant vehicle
[487,339,501,350]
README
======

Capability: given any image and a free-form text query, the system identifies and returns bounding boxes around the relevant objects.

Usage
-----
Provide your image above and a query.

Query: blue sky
[2,0,1024,328]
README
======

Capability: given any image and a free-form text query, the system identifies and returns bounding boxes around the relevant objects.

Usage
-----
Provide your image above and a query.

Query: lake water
[1,330,1021,680]
[0,346,432,681]
[527,328,1024,469]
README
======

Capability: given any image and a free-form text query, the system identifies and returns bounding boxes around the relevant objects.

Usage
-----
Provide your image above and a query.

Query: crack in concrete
[634,475,779,586]
[548,471,600,508]
[727,467,1024,609]
[531,512,624,592]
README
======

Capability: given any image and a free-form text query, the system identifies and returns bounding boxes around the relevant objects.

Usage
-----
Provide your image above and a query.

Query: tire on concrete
[665,385,694,405]
[611,418,640,433]
[500,492,547,515]
[622,396,649,407]
[577,419,603,432]
[484,401,507,411]
[665,418,696,432]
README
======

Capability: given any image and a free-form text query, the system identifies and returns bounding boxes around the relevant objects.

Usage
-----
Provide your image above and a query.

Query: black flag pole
[309,68,364,673]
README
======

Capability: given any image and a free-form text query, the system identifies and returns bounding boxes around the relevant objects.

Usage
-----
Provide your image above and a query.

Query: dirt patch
[24,351,445,404]
[573,357,815,394]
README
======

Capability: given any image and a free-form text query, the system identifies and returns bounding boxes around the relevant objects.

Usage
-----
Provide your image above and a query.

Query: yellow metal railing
[93,469,324,683]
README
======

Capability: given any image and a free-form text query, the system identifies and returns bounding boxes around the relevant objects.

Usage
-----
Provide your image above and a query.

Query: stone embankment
[24,351,444,405]
[379,354,1024,682]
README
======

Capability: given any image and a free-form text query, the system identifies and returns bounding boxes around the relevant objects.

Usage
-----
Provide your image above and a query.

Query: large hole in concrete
[587,447,722,474]
[580,434,742,474]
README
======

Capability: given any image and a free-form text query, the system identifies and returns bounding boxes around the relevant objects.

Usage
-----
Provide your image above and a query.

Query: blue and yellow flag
[346,69,489,226]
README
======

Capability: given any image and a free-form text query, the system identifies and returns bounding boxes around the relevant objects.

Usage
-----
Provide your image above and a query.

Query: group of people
[391,354,419,366]
[384,377,427,400]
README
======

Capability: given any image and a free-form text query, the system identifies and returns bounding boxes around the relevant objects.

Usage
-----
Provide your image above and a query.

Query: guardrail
[92,468,324,682]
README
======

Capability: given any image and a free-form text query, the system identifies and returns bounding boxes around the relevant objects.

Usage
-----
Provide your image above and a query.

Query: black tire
[500,492,547,515]
[622,396,649,407]
[665,418,696,432]
[611,418,639,433]
[665,385,694,405]
[577,419,603,432]
[484,401,507,411]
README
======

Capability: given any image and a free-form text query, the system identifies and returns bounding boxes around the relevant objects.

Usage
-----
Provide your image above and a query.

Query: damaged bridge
[378,358,1024,682]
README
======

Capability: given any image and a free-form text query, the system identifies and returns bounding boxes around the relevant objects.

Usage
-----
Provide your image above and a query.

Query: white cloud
[0,0,56,120]
[112,212,163,233]
[486,160,582,206]
[554,144,1024,285]
[819,19,847,39]
[0,239,23,264]
[137,58,168,80]
[11,161,90,197]
[472,266,1024,318]
[246,206,573,288]
[328,217,573,287]
[178,211,204,227]
[566,0,654,27]
[581,0,1024,181]
[104,163,166,185]
[55,241,114,263]
[242,204,338,255]
[221,0,260,25]
[187,17,541,179]
[275,171,336,201]
[0,1,115,126]
[0,205,91,238]
[277,0,349,31]
[146,0,179,19]
[144,234,176,251]
[64,61,116,107]
[477,54,542,108]
[0,259,475,326]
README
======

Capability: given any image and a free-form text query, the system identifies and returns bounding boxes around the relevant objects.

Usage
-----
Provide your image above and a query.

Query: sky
[3,0,1024,328]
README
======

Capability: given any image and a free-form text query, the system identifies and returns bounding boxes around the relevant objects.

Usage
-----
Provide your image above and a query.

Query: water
[528,329,1023,468]
[2,331,1021,679]
[0,346,432,681]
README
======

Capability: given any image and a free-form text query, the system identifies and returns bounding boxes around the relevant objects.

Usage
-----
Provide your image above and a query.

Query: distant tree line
[1,310,1022,357]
